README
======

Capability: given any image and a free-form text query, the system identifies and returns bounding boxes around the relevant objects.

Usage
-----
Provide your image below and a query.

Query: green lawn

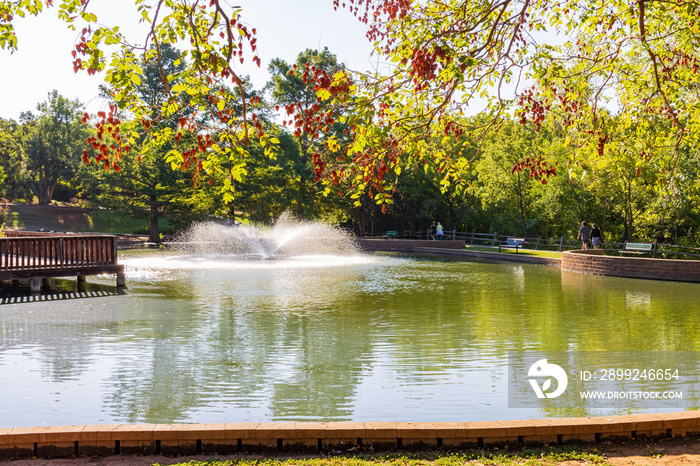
[155,449,612,466]
[464,245,563,259]
[4,204,172,235]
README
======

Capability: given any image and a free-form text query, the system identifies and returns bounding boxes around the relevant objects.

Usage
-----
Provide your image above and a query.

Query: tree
[78,127,217,241]
[583,123,662,242]
[79,44,215,242]
[469,120,562,237]
[647,146,700,244]
[0,117,32,201]
[266,48,346,219]
[20,91,87,205]
[232,130,309,223]
[2,0,272,204]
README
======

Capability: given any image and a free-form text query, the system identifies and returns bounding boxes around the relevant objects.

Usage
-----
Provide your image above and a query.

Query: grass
[463,245,563,259]
[4,204,173,235]
[154,448,612,466]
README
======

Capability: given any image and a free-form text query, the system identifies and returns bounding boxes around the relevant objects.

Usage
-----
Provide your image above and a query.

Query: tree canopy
[18,91,86,205]
[312,0,700,203]
[2,0,699,219]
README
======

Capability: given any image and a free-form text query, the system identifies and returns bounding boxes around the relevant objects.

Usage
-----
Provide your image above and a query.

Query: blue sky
[0,1,375,120]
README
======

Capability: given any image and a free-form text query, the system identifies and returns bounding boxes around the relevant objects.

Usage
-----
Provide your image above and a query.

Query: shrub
[0,203,7,232]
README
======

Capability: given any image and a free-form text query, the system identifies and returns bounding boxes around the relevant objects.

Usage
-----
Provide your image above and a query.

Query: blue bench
[499,238,524,253]
[498,238,525,254]
[383,230,399,239]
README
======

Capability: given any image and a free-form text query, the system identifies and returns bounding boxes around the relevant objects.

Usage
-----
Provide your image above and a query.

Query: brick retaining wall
[561,250,700,282]
[360,242,699,281]
[0,413,698,459]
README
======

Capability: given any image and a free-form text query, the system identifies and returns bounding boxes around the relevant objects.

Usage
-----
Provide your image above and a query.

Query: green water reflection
[0,251,698,427]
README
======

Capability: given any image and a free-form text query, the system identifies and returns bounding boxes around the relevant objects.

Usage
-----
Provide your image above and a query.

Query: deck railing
[0,235,118,271]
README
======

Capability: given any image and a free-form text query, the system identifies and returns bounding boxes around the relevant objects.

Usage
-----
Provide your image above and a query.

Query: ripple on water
[2,246,700,426]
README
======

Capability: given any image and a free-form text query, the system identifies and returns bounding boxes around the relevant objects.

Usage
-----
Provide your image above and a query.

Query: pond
[0,242,699,428]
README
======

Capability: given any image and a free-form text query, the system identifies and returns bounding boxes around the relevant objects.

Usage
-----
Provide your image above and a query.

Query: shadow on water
[0,279,124,305]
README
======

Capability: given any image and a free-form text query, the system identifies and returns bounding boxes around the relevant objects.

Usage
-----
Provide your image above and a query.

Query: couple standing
[430,221,443,240]
[577,221,602,249]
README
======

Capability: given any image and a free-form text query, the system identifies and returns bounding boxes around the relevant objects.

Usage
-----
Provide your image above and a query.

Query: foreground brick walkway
[1,412,698,459]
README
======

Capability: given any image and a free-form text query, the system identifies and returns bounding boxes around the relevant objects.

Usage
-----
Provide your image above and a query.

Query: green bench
[620,242,654,256]
[383,230,399,239]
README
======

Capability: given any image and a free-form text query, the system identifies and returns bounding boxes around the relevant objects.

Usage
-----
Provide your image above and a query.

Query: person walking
[590,223,602,249]
[436,222,444,240]
[430,221,437,240]
[577,221,591,249]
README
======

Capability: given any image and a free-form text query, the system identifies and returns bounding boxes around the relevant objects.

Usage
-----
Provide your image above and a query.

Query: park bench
[383,230,399,239]
[620,242,654,256]
[498,237,524,253]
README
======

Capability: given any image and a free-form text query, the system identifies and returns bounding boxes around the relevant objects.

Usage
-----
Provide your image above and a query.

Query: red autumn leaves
[83,105,128,172]
[281,63,349,141]
[511,156,558,184]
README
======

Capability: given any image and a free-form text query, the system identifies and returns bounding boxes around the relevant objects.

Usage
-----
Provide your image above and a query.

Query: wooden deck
[0,233,125,291]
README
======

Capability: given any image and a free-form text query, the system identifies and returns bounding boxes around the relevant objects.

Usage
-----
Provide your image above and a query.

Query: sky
[0,0,377,121]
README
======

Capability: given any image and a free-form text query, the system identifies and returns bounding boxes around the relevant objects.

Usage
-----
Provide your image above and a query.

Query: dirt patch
[603,439,700,465]
[2,440,700,466]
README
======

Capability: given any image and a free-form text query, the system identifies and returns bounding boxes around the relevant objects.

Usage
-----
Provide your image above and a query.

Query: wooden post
[559,236,564,252]
[535,237,541,250]
[491,233,497,247]
[653,239,658,258]
[30,277,41,293]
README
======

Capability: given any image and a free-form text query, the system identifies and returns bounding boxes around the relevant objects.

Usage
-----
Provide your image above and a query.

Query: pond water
[0,247,699,427]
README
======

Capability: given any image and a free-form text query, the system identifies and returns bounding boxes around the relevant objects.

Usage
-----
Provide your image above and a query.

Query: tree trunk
[46,182,56,204]
[355,206,367,237]
[626,180,633,241]
[626,207,633,241]
[298,137,309,219]
[149,194,160,243]
[519,209,528,238]
[516,173,528,237]
[446,196,457,233]
[298,171,305,219]
[30,179,57,205]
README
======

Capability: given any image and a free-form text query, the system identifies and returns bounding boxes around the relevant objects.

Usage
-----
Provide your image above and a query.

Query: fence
[370,229,583,251]
[0,235,118,271]
[369,228,700,258]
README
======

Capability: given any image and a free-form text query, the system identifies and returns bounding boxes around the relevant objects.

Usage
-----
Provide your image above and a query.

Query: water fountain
[120,215,371,275]
[171,214,361,259]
